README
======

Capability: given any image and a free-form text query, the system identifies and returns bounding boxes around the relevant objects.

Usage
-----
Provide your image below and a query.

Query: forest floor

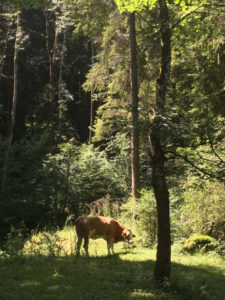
[0,228,225,300]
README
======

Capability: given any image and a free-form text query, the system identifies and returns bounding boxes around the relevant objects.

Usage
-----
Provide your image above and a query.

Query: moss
[181,233,216,254]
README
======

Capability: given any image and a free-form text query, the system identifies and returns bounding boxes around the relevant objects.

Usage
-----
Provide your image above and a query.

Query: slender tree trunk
[89,39,95,143]
[44,9,52,86]
[0,29,9,76]
[1,12,21,203]
[128,12,140,225]
[58,27,67,133]
[44,9,58,109]
[44,9,57,90]
[149,0,171,281]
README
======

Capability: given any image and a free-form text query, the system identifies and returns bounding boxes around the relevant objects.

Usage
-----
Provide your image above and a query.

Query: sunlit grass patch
[23,227,77,256]
[23,227,140,258]
[1,228,225,300]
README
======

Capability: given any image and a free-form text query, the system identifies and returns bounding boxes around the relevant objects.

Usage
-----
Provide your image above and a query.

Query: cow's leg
[111,244,115,255]
[107,241,111,256]
[76,236,82,257]
[107,240,114,256]
[84,236,89,257]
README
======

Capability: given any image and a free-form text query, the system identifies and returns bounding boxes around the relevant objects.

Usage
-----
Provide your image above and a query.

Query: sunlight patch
[130,289,155,298]
[48,285,60,291]
[53,270,63,279]
[20,281,40,287]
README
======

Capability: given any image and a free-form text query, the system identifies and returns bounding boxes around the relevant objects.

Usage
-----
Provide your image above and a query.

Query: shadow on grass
[0,253,224,300]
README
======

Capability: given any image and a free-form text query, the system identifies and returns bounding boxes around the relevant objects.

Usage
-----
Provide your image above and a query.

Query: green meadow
[0,229,225,300]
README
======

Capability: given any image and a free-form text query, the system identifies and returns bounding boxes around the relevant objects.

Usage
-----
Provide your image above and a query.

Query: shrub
[179,177,225,240]
[181,233,216,254]
[23,228,77,256]
[121,190,157,247]
[2,224,27,256]
[0,133,51,237]
[88,194,120,219]
[46,142,129,218]
[213,241,225,255]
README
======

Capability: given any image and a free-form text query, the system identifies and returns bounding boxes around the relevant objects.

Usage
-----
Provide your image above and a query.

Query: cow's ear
[132,233,136,238]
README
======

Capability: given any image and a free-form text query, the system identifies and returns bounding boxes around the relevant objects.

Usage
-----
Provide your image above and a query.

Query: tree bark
[44,9,58,91]
[128,12,140,224]
[43,7,59,126]
[89,39,95,143]
[149,0,171,281]
[58,27,67,134]
[0,28,9,76]
[1,12,21,203]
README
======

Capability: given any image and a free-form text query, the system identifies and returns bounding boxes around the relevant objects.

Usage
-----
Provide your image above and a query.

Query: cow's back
[75,216,123,239]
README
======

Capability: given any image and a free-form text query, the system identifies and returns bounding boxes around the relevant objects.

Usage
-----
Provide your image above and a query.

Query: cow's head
[122,229,136,244]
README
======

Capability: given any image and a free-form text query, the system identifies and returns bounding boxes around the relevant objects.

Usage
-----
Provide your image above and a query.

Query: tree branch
[167,150,224,182]
[171,4,204,31]
[209,142,225,164]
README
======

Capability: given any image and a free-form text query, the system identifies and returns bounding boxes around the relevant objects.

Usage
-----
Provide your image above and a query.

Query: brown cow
[75,216,135,256]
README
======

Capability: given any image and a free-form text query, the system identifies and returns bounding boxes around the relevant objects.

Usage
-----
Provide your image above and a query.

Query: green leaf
[115,0,157,13]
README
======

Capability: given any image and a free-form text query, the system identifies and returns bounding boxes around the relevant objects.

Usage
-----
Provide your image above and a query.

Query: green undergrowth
[0,229,225,300]
[181,233,217,254]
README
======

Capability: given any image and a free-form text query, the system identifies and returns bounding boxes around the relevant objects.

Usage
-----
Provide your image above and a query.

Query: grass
[0,228,225,300]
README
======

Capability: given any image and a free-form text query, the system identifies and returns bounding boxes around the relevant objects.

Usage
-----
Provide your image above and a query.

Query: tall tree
[88,39,95,143]
[148,0,171,280]
[1,12,21,203]
[58,25,67,133]
[43,5,59,125]
[128,12,140,224]
[115,0,171,280]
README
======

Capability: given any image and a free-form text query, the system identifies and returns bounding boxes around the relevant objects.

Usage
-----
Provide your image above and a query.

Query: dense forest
[0,0,225,281]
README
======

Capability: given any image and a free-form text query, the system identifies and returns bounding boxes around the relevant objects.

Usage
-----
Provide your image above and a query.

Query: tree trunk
[44,9,58,91]
[0,29,9,76]
[58,27,67,134]
[149,0,171,281]
[44,8,59,126]
[89,39,95,143]
[1,12,21,203]
[128,12,140,225]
